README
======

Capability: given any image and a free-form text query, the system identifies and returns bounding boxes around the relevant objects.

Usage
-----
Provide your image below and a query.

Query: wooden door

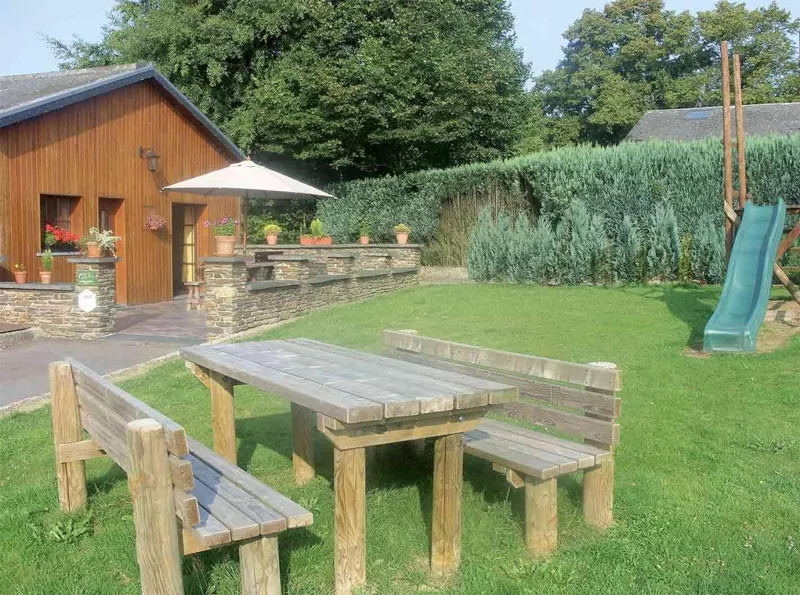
[172,204,198,295]
[98,198,127,304]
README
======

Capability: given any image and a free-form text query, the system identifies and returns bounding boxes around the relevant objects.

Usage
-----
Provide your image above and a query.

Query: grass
[1,283,799,594]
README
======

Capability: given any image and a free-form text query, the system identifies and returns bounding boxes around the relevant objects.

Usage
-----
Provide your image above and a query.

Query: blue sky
[0,0,795,77]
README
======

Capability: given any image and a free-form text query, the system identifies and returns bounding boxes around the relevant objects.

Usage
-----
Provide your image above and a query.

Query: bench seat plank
[467,429,579,475]
[186,505,232,551]
[192,477,261,541]
[464,433,561,479]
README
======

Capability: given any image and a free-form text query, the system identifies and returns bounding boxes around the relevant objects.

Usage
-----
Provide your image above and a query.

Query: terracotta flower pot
[395,232,409,245]
[359,235,370,245]
[86,242,102,258]
[14,271,27,284]
[266,234,279,246]
[300,235,333,245]
[215,235,236,256]
[39,271,53,284]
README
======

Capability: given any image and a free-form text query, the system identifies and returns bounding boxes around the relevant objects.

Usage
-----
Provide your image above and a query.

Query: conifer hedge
[320,135,800,262]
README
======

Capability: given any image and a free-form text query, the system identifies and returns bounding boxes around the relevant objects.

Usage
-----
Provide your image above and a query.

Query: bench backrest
[382,330,622,447]
[64,358,200,524]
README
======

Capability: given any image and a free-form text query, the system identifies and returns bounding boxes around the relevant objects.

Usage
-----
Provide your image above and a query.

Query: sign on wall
[76,270,97,286]
[78,289,97,313]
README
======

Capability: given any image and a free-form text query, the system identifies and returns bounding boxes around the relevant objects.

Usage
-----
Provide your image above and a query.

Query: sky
[0,0,797,77]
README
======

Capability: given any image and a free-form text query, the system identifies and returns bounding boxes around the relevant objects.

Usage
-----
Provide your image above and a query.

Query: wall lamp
[138,147,161,172]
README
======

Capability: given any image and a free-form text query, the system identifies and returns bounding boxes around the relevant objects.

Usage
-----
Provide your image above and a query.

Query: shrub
[507,214,535,283]
[529,216,556,284]
[587,214,610,284]
[487,211,513,281]
[678,234,693,282]
[309,219,325,238]
[691,215,726,283]
[646,202,680,281]
[467,207,495,281]
[554,201,592,285]
[614,215,642,283]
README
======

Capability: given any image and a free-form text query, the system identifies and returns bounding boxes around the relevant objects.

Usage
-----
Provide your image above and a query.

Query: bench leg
[50,362,88,512]
[240,535,281,595]
[127,419,185,595]
[291,403,315,485]
[431,433,463,576]
[334,446,366,595]
[210,371,237,464]
[525,475,557,557]
[583,459,614,529]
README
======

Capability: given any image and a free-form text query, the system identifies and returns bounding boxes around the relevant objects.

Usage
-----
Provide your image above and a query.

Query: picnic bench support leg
[525,475,557,557]
[583,458,614,529]
[291,403,315,485]
[126,419,185,595]
[49,362,88,512]
[334,446,366,595]
[431,432,463,576]
[210,371,237,464]
[240,535,281,595]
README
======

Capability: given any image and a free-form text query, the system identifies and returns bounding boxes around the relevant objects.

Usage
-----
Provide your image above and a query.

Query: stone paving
[113,297,208,343]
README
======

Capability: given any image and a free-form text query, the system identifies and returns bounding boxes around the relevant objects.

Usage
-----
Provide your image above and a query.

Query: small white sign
[78,289,97,313]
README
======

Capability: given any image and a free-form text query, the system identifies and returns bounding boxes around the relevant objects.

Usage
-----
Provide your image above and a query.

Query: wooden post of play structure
[733,53,747,209]
[721,41,735,258]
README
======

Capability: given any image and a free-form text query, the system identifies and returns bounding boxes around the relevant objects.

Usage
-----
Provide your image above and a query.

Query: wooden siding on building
[0,80,238,304]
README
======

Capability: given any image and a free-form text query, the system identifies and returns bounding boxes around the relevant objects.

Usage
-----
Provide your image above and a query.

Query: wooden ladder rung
[781,267,800,272]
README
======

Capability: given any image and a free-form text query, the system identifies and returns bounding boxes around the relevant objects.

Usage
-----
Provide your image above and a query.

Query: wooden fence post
[50,361,87,512]
[127,419,185,595]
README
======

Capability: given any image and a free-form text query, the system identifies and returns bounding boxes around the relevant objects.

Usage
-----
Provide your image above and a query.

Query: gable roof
[0,64,245,160]
[625,103,800,142]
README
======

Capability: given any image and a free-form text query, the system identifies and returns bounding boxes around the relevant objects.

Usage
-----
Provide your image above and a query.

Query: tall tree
[532,0,800,147]
[49,0,529,181]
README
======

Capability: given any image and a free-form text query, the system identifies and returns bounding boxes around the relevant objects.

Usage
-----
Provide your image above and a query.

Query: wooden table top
[181,339,518,424]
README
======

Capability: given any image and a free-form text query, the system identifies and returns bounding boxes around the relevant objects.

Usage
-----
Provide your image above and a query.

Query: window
[685,110,712,121]
[41,195,78,250]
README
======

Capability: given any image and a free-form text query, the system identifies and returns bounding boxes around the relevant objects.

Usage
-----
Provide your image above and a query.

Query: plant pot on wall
[215,235,236,256]
[86,242,102,258]
[359,235,370,245]
[265,234,279,246]
[39,271,53,284]
[300,235,333,246]
[395,232,409,245]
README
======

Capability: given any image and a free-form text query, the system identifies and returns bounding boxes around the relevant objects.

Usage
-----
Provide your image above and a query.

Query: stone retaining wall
[203,248,421,338]
[244,244,421,269]
[0,258,118,340]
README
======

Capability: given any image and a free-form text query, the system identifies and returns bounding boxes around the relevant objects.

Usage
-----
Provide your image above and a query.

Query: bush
[506,214,535,283]
[646,202,681,281]
[529,216,556,284]
[467,208,496,281]
[554,202,592,285]
[588,214,610,283]
[691,216,726,283]
[614,215,642,283]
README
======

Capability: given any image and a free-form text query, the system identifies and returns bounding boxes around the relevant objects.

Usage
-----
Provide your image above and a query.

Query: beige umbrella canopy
[162,159,334,244]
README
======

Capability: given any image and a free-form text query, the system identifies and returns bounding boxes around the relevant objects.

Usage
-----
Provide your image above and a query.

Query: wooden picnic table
[181,338,519,595]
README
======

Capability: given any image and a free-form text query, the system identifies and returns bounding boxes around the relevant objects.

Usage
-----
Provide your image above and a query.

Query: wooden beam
[733,53,747,209]
[291,403,316,485]
[169,454,195,491]
[50,362,88,512]
[431,433,463,576]
[173,487,201,527]
[525,475,557,557]
[209,371,237,464]
[185,361,210,389]
[777,222,800,260]
[126,419,185,595]
[721,41,734,257]
[773,263,800,306]
[240,536,281,595]
[334,446,366,595]
[57,439,106,464]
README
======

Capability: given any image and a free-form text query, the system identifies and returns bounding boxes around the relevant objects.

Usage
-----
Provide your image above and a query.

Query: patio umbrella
[162,159,334,245]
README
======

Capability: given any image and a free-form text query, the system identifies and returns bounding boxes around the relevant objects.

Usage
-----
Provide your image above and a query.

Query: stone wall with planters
[0,258,118,340]
[243,244,422,269]
[203,248,421,338]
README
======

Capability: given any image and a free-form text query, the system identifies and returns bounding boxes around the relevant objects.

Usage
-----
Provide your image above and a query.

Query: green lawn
[1,284,799,594]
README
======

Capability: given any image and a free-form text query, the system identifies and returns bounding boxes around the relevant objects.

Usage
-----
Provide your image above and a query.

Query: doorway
[98,197,126,304]
[172,204,199,296]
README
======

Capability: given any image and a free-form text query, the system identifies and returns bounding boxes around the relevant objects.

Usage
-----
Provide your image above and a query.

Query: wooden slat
[181,346,383,424]
[69,358,188,456]
[58,439,106,463]
[385,348,616,416]
[480,419,610,463]
[478,420,598,469]
[500,402,619,444]
[468,428,578,474]
[464,433,560,479]
[187,437,313,529]
[382,330,621,392]
[182,505,233,555]
[191,477,260,541]
[187,454,287,535]
[173,487,201,527]
[169,454,195,491]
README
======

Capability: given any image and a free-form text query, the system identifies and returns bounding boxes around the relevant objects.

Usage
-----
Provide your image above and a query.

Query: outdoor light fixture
[138,147,160,172]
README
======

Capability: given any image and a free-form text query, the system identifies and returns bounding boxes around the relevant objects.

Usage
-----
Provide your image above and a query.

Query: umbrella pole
[241,193,248,252]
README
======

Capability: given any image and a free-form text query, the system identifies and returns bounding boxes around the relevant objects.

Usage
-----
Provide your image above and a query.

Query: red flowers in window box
[44,224,80,251]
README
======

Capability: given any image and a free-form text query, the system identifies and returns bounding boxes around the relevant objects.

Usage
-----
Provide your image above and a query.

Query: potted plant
[300,218,333,245]
[84,227,121,257]
[393,223,411,245]
[40,250,53,284]
[205,217,239,255]
[13,263,27,284]
[44,224,80,252]
[144,211,167,231]
[263,223,282,246]
[358,219,372,245]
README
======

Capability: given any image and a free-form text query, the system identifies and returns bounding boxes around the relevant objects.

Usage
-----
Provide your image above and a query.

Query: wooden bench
[382,330,622,557]
[49,358,313,595]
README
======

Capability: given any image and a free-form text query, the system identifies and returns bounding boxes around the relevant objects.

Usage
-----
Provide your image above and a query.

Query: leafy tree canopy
[527,0,800,147]
[50,0,529,181]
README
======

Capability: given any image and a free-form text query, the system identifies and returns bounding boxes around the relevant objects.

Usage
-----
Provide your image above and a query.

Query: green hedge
[320,135,800,262]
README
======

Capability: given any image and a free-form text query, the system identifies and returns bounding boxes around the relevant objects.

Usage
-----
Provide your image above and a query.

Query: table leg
[431,432,463,576]
[210,371,237,464]
[334,446,366,595]
[291,403,315,485]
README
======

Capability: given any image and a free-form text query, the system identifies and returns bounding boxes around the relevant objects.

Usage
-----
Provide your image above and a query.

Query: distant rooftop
[625,103,800,142]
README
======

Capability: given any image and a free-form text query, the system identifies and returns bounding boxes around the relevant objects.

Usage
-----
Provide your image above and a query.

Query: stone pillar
[66,257,119,340]
[201,256,249,338]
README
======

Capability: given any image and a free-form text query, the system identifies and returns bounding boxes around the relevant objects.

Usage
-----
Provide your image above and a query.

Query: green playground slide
[703,200,786,353]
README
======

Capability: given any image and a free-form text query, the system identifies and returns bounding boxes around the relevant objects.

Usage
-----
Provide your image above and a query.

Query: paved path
[0,299,208,409]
